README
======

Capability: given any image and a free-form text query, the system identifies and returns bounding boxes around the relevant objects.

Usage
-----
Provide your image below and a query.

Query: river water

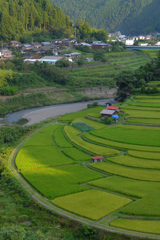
[4,98,114,126]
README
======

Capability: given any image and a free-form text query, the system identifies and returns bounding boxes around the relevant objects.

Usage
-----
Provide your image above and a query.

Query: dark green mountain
[0,0,73,41]
[49,0,160,35]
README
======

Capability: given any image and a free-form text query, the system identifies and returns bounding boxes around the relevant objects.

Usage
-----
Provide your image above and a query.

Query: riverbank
[0,87,117,116]
[5,99,112,125]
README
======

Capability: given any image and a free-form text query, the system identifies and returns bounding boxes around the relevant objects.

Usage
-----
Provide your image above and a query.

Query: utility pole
[75,27,76,38]
[1,40,3,61]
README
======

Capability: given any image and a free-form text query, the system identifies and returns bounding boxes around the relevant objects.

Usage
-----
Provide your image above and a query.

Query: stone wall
[77,87,117,98]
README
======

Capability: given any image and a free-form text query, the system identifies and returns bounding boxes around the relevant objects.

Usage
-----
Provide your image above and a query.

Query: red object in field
[92,156,103,160]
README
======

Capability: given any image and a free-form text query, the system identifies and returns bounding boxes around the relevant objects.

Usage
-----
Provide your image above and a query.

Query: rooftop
[92,156,104,160]
[106,106,119,110]
[100,109,115,115]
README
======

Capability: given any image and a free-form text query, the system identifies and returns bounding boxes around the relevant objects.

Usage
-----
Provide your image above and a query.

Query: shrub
[77,56,85,66]
[141,85,145,93]
[0,86,19,96]
[87,101,98,108]
[151,85,158,93]
[146,87,151,94]
[55,59,70,68]
[103,116,113,124]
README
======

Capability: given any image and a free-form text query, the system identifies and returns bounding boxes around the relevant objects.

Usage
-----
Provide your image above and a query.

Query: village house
[41,42,51,46]
[22,53,32,59]
[69,38,77,44]
[31,47,42,54]
[31,54,41,59]
[21,44,32,52]
[41,45,55,54]
[52,39,62,45]
[139,43,148,46]
[61,38,70,46]
[0,49,12,58]
[145,35,152,40]
[138,35,145,40]
[124,39,134,46]
[64,52,81,59]
[118,35,126,41]
[39,56,63,65]
[31,42,41,48]
[74,42,92,49]
[155,41,160,46]
[8,41,21,47]
[92,156,104,163]
[100,109,116,119]
[106,106,120,115]
[92,42,112,50]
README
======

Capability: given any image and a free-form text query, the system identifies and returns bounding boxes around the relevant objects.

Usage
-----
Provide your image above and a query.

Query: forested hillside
[49,0,160,35]
[0,0,73,41]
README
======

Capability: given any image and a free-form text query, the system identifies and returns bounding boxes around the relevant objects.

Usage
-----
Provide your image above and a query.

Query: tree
[115,71,138,101]
[151,85,158,93]
[77,56,85,66]
[141,85,145,93]
[93,50,105,61]
[55,59,70,68]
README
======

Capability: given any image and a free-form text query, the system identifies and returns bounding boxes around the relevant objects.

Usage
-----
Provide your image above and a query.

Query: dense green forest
[49,0,160,35]
[0,0,73,41]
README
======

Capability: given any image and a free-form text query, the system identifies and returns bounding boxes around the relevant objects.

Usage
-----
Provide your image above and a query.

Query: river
[4,98,114,125]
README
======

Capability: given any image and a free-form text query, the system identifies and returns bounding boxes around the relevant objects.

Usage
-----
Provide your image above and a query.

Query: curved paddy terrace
[12,96,160,239]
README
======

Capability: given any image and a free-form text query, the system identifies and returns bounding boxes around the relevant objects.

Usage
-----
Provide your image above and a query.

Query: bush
[146,87,151,94]
[0,86,19,96]
[77,56,85,66]
[87,102,98,108]
[55,59,70,68]
[93,50,105,61]
[151,85,158,93]
[103,116,113,124]
[141,85,145,93]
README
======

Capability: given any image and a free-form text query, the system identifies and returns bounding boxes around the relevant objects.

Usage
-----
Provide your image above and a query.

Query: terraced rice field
[72,117,106,129]
[64,126,119,156]
[67,52,150,88]
[90,161,160,181]
[54,125,73,148]
[125,118,160,125]
[52,189,132,221]
[15,90,160,237]
[84,132,160,152]
[128,150,160,160]
[107,155,160,169]
[62,148,91,161]
[90,125,160,147]
[109,219,160,235]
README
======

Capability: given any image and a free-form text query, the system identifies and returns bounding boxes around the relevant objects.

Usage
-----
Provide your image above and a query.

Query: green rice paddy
[90,161,160,181]
[62,148,91,161]
[90,126,160,147]
[59,106,104,122]
[128,150,160,160]
[16,146,74,170]
[122,109,160,118]
[72,117,106,129]
[107,155,160,169]
[110,219,160,235]
[52,189,132,221]
[125,118,160,125]
[54,125,73,148]
[84,132,160,152]
[64,126,119,156]
[21,164,103,199]
[89,176,160,198]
